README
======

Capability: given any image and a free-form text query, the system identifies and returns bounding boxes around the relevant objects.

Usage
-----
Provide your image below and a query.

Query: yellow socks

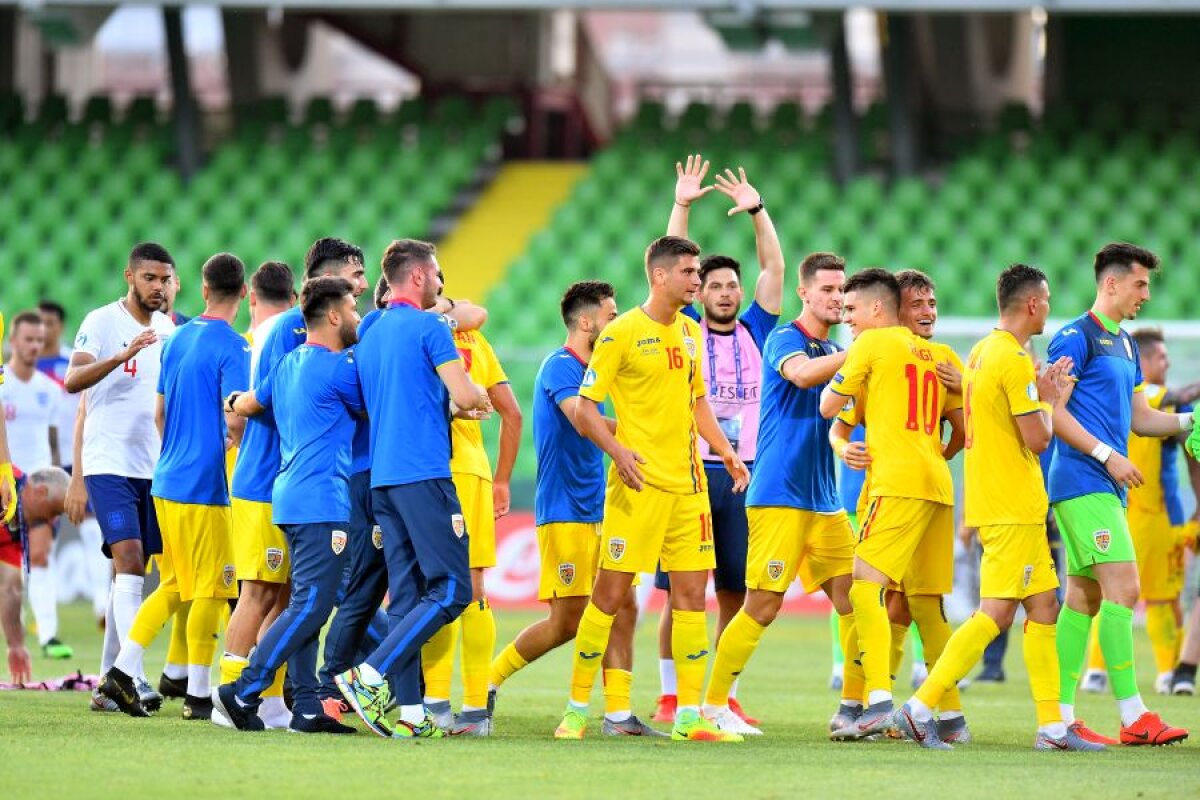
[129,588,180,649]
[1022,620,1062,728]
[838,612,866,704]
[421,618,460,702]
[603,668,633,717]
[914,612,999,710]
[490,641,529,688]
[672,609,710,711]
[461,598,497,709]
[165,601,191,670]
[220,653,249,684]
[703,610,764,707]
[186,598,224,668]
[1145,603,1179,676]
[848,580,892,699]
[909,595,961,712]
[889,623,910,679]
[569,603,615,706]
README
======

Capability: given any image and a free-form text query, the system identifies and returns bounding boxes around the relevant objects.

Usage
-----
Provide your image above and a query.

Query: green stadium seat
[0,92,23,132]
[82,96,113,127]
[125,96,158,127]
[37,94,68,128]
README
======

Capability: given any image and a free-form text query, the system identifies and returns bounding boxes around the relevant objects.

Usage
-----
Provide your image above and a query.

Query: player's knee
[27,548,50,568]
[433,574,473,620]
[744,590,782,626]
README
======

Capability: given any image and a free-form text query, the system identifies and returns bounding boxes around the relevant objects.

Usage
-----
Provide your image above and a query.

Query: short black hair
[561,281,615,328]
[799,252,845,285]
[699,255,741,286]
[381,239,437,285]
[996,264,1048,312]
[895,269,936,294]
[251,261,295,304]
[842,268,900,314]
[1131,326,1165,351]
[37,300,66,322]
[300,276,354,327]
[373,275,389,309]
[129,242,174,268]
[645,236,701,280]
[201,252,245,300]
[1094,242,1159,282]
[10,310,44,334]
[305,237,364,280]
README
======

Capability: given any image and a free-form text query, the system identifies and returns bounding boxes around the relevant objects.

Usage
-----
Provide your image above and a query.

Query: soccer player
[2,312,69,658]
[818,268,955,738]
[489,281,661,737]
[65,242,176,711]
[98,253,249,720]
[554,235,749,742]
[1110,328,1199,694]
[651,155,782,726]
[2,467,71,684]
[214,276,365,734]
[422,317,522,736]
[164,273,190,326]
[222,240,364,728]
[702,252,860,737]
[336,239,490,739]
[1049,242,1189,746]
[893,264,1097,750]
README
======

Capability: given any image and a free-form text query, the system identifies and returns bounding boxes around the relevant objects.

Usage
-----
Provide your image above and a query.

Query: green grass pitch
[1,602,1195,799]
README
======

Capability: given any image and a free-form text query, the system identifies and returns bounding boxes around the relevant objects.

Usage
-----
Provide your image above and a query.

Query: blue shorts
[655,465,749,593]
[85,475,162,558]
[63,464,94,515]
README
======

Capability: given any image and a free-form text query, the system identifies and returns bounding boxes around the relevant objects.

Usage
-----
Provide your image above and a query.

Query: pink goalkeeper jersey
[696,301,777,464]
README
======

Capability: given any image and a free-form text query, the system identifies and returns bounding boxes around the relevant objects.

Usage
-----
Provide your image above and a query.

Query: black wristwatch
[748,197,765,216]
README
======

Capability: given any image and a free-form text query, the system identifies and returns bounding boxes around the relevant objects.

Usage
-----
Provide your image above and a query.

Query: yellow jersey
[962,329,1047,526]
[1127,384,1171,513]
[449,329,507,482]
[830,326,953,504]
[580,307,707,495]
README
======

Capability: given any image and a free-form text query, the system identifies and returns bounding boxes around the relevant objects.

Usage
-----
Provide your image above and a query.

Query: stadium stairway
[437,162,589,304]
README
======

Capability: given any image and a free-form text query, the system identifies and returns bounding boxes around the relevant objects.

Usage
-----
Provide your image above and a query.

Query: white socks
[260,696,292,729]
[101,588,120,673]
[111,573,144,649]
[658,658,677,695]
[605,710,632,723]
[1039,721,1068,739]
[907,697,935,722]
[1060,703,1075,725]
[27,566,58,645]
[163,663,187,681]
[728,677,739,699]
[399,704,425,725]
[1118,694,1148,727]
[113,640,146,679]
[359,663,385,686]
[187,664,211,698]
[77,517,109,618]
[868,690,892,706]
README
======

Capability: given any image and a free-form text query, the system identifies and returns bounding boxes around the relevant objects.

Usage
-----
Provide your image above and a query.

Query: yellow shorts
[454,472,495,569]
[899,502,955,596]
[745,507,854,594]
[600,474,713,574]
[856,496,953,587]
[153,498,237,602]
[978,523,1059,600]
[224,446,238,485]
[232,498,290,583]
[1129,506,1186,601]
[537,522,601,601]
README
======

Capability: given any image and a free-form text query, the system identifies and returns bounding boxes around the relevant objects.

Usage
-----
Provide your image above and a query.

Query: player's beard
[133,285,166,315]
[703,304,738,326]
[338,318,359,348]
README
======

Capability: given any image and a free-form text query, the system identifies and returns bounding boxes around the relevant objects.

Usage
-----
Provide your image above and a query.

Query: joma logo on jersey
[558,562,576,586]
[767,560,785,581]
[636,337,661,347]
[1094,529,1111,553]
[266,548,283,572]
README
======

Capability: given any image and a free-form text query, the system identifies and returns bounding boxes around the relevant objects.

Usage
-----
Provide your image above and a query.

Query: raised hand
[714,167,761,216]
[675,154,714,207]
[118,329,158,364]
[1036,356,1074,407]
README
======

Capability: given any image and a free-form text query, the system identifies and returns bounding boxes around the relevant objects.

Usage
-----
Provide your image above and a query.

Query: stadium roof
[25,0,1200,11]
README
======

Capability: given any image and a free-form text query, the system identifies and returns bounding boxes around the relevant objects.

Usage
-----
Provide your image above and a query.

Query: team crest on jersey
[581,368,597,388]
[222,564,235,587]
[451,514,466,538]
[372,525,383,550]
[266,548,283,572]
[1026,382,1038,401]
[1022,565,1033,588]
[683,336,696,358]
[1094,529,1111,553]
[558,562,576,586]
[608,538,626,562]
[767,560,785,581]
[331,529,347,555]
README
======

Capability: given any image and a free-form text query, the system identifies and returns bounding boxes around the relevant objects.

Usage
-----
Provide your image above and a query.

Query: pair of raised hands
[675,154,762,215]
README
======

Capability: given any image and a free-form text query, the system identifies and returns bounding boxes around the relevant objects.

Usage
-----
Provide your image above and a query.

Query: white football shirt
[1,368,60,472]
[73,299,175,479]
